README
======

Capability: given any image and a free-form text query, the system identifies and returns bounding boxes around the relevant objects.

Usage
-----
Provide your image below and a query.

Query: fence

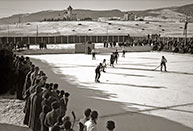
[0,35,131,45]
[1,35,193,45]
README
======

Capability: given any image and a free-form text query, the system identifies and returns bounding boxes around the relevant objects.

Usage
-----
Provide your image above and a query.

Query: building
[123,12,136,21]
[63,6,77,21]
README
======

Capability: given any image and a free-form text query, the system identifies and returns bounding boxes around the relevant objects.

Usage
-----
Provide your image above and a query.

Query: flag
[183,20,188,36]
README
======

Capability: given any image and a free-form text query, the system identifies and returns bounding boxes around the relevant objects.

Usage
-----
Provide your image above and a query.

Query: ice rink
[29,51,193,130]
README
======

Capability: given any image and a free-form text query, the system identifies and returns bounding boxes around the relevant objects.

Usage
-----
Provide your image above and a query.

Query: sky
[0,0,193,18]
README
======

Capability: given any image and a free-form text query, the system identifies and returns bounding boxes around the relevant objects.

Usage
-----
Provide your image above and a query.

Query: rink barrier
[1,35,193,45]
[1,35,130,44]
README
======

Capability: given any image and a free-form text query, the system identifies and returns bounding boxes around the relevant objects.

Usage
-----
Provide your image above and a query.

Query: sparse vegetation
[80,17,93,21]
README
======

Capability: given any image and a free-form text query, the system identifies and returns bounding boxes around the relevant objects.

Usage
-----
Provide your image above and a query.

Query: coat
[29,92,43,131]
[39,112,49,131]
[44,109,60,127]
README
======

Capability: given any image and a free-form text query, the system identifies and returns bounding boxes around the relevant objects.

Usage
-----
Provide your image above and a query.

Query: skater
[95,63,103,83]
[113,41,116,47]
[102,59,107,72]
[122,49,126,57]
[110,53,115,67]
[160,56,167,72]
[91,49,96,60]
[114,50,119,64]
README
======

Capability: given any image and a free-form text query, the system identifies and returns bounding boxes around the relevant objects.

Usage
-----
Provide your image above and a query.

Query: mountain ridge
[0,3,193,24]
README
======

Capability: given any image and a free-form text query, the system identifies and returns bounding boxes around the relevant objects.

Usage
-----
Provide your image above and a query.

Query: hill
[0,3,193,24]
[0,9,124,24]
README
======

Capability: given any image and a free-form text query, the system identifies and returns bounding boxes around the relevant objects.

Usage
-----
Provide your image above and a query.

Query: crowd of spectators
[152,38,193,54]
[20,54,116,131]
[0,47,116,131]
[102,35,193,54]
[1,34,193,54]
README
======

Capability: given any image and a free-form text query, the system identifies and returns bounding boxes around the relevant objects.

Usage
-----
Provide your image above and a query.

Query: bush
[0,49,15,94]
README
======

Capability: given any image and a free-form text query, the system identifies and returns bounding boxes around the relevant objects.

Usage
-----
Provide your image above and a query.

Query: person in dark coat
[41,92,51,112]
[39,105,50,131]
[95,63,103,83]
[59,93,67,117]
[42,83,52,98]
[23,89,31,126]
[23,65,35,99]
[122,49,126,57]
[24,79,41,126]
[50,83,60,100]
[27,90,36,127]
[29,86,43,131]
[59,98,66,117]
[160,56,167,72]
[44,102,60,128]
[30,66,39,86]
[17,57,26,100]
[110,53,115,67]
[114,50,119,64]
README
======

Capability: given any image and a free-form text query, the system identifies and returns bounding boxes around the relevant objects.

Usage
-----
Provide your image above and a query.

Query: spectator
[106,120,115,131]
[85,110,98,131]
[44,102,60,128]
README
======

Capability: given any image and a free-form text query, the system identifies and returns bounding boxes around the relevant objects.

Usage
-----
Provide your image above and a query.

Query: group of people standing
[94,49,123,83]
[11,54,115,131]
[95,59,107,83]
[11,55,73,131]
[94,49,168,83]
[79,108,115,131]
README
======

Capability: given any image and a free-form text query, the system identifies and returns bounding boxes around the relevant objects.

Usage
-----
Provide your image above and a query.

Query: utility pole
[7,25,9,36]
[107,23,111,42]
[36,25,39,36]
[7,25,9,43]
[183,16,188,45]
[19,15,21,27]
[35,25,39,44]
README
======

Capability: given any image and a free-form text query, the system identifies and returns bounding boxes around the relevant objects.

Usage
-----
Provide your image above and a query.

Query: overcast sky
[0,0,193,18]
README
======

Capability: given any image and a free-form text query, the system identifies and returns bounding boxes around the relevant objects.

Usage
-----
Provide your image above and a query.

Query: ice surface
[29,52,193,129]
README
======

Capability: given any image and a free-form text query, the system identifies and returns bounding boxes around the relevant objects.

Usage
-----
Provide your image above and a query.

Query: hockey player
[95,63,103,83]
[160,56,167,72]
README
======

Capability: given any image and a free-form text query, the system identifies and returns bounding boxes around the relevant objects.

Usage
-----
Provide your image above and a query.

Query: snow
[29,51,193,129]
[29,43,104,50]
[0,97,25,126]
[1,21,193,37]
